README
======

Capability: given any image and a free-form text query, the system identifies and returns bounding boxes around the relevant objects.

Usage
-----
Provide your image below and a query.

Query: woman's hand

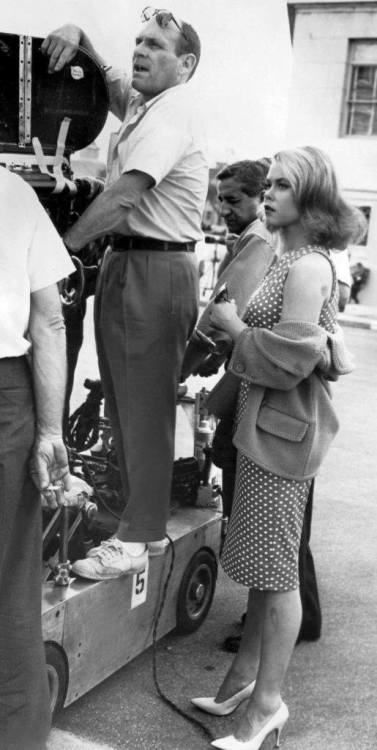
[209,300,247,342]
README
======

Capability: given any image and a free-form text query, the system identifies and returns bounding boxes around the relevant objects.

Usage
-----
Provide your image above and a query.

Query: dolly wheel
[176,549,217,634]
[44,642,69,716]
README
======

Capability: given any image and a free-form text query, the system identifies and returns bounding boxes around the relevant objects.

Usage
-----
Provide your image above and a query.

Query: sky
[2,0,293,165]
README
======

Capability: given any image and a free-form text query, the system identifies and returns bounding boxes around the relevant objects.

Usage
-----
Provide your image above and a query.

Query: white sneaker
[71,538,148,580]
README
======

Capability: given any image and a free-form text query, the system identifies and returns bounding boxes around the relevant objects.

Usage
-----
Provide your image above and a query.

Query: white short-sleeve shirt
[105,69,209,242]
[0,167,75,357]
[330,249,352,287]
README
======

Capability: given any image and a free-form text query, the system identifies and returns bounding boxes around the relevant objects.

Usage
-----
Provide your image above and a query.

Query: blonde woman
[191,146,365,750]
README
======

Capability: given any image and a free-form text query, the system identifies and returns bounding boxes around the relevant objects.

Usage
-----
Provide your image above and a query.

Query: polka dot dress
[221,246,338,591]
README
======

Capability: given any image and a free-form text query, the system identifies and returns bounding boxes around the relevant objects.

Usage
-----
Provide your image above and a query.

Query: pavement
[47,304,377,750]
[338,302,377,330]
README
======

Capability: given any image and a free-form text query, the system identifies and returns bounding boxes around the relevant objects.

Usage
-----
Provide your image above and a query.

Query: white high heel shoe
[211,701,289,749]
[191,681,255,716]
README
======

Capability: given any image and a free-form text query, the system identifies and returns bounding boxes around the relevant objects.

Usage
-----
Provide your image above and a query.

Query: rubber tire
[44,642,69,717]
[176,548,217,634]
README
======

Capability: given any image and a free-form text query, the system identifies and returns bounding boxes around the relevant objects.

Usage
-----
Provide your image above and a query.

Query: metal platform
[42,504,224,711]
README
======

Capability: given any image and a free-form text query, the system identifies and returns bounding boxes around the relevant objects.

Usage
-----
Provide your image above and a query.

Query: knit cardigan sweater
[227,319,340,480]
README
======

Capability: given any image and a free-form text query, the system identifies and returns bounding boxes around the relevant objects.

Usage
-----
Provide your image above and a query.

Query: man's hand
[41,24,82,73]
[41,475,93,510]
[30,434,71,495]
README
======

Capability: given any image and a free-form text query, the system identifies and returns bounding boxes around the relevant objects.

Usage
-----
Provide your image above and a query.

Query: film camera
[0,31,109,221]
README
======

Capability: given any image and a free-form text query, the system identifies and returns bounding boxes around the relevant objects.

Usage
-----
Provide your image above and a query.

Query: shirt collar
[129,81,187,110]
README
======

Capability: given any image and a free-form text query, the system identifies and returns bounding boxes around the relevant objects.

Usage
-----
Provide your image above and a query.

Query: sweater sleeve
[228,319,328,391]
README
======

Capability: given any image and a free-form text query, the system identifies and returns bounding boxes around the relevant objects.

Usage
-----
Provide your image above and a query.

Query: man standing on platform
[42,8,208,579]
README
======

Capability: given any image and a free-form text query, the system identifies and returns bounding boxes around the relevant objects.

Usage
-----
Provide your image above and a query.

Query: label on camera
[71,66,84,80]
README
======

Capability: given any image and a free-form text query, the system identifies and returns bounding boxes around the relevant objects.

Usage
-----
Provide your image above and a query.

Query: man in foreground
[0,166,73,750]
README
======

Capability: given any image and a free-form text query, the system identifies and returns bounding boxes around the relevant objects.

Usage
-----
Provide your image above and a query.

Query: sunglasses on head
[141,6,188,40]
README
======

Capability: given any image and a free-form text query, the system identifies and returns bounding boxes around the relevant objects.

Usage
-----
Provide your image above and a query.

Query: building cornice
[287,1,377,42]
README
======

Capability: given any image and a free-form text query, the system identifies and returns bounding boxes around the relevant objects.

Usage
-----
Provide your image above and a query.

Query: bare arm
[28,284,70,492]
[280,253,333,323]
[210,251,333,340]
[41,24,105,73]
[206,251,333,391]
[64,171,154,252]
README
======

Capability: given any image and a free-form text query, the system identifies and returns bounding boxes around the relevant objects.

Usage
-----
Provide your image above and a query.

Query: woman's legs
[216,590,264,701]
[234,587,302,742]
[215,456,309,736]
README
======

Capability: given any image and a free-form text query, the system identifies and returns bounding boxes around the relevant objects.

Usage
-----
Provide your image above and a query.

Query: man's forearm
[79,29,106,67]
[32,320,67,436]
[64,188,132,250]
[64,171,154,252]
[29,286,67,436]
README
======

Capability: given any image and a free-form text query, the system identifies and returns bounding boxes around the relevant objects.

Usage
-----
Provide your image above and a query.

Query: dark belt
[111,235,195,253]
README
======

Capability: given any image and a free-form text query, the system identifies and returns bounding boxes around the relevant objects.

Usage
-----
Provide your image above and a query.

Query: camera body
[0,31,109,232]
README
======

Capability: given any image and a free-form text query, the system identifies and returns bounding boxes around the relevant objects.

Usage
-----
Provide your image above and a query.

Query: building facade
[287,0,377,303]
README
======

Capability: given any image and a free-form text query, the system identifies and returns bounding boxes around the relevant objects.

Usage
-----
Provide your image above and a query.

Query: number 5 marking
[131,557,149,609]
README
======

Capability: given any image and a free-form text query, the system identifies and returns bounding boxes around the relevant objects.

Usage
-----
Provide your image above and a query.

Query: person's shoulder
[0,166,38,205]
[288,249,333,284]
[244,217,273,242]
[237,219,274,253]
[149,83,195,118]
[0,165,25,190]
[146,86,206,155]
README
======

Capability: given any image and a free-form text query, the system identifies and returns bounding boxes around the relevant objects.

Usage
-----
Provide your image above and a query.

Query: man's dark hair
[217,159,269,197]
[257,157,272,173]
[176,22,201,78]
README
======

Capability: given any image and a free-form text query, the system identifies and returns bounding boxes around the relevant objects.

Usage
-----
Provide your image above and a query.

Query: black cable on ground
[151,534,214,743]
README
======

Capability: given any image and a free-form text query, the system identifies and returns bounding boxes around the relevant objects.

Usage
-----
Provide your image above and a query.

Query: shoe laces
[90,538,124,562]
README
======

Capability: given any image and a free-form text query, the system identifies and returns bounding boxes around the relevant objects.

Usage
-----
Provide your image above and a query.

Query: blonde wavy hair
[273,146,367,250]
